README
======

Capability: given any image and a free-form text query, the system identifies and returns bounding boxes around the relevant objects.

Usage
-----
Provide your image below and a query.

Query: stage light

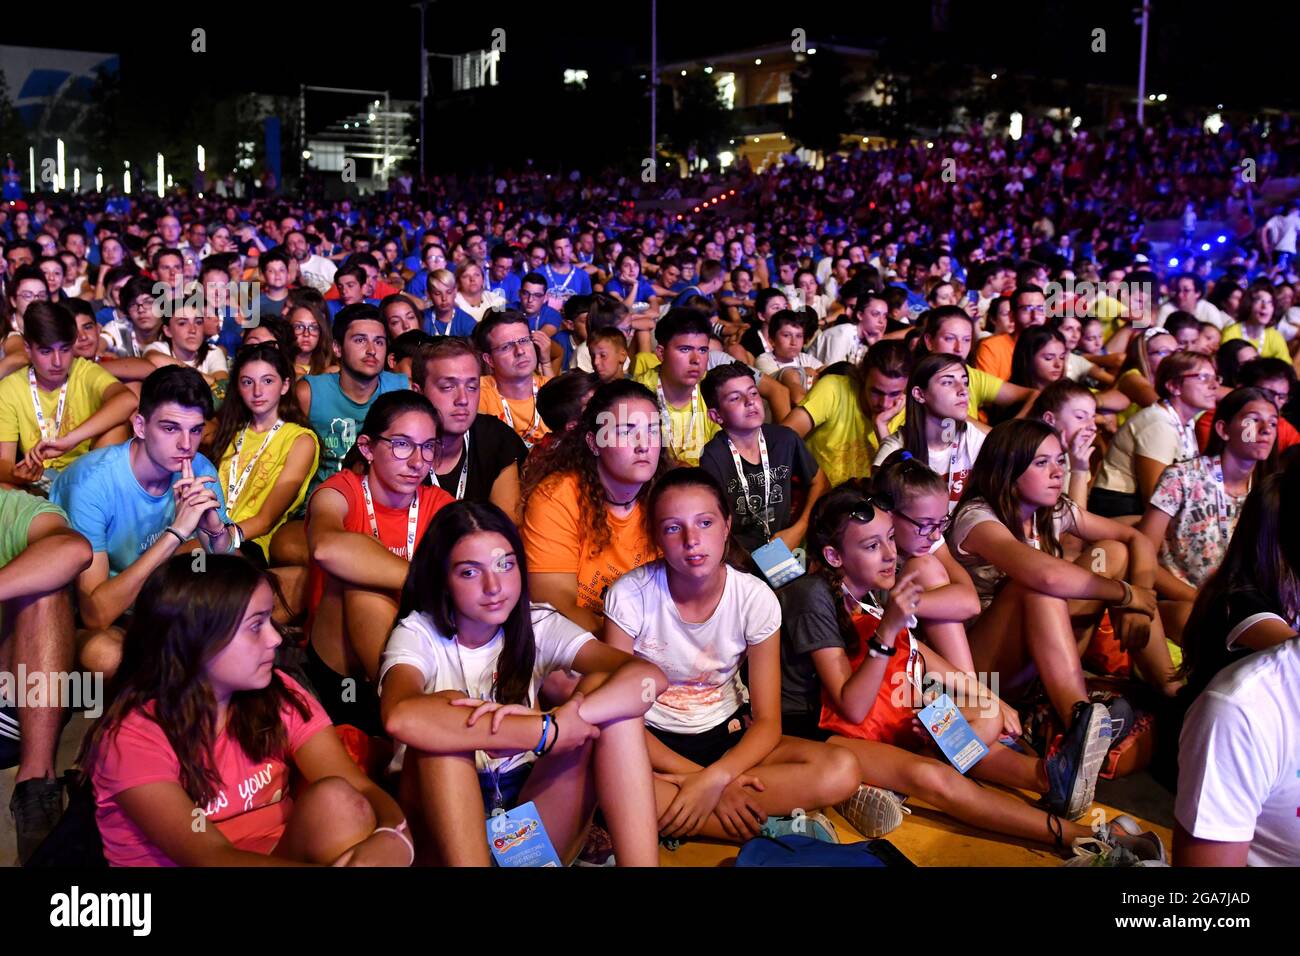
[1217,235,1227,244]
[1168,257,1179,268]
[754,58,762,65]
[1201,243,1210,252]
[157,153,165,198]
[197,145,205,172]
[990,73,998,80]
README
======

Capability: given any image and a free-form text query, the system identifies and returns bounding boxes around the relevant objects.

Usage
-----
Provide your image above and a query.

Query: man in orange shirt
[973,285,1048,380]
[474,310,555,449]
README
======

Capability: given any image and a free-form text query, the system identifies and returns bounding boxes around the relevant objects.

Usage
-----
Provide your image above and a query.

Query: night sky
[2,0,1292,112]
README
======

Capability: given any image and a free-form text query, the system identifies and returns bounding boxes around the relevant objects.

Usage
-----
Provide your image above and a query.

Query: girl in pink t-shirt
[86,554,413,867]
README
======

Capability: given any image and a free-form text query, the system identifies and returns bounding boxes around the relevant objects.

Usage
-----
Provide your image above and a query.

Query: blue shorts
[479,763,533,815]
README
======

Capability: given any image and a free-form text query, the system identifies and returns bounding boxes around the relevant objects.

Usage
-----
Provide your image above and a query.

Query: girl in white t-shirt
[948,420,1180,730]
[145,295,229,384]
[378,500,665,867]
[874,352,988,511]
[603,467,860,844]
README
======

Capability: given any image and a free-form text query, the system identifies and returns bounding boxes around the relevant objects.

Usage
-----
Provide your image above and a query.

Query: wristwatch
[867,636,897,659]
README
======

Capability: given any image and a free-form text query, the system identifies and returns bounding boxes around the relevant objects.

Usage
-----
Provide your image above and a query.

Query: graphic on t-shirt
[325,417,357,472]
[199,761,285,819]
[723,464,790,531]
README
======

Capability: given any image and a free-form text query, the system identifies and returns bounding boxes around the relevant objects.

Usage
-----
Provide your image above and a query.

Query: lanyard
[1160,401,1198,462]
[1025,515,1042,551]
[360,475,420,560]
[943,437,963,501]
[439,432,471,500]
[499,382,541,448]
[726,431,772,538]
[657,380,700,458]
[28,367,69,442]
[225,420,283,510]
[842,584,922,688]
[544,265,575,293]
[1209,455,1247,548]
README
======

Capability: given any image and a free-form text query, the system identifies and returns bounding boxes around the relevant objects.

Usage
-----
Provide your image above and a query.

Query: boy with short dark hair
[700,363,828,555]
[632,308,720,464]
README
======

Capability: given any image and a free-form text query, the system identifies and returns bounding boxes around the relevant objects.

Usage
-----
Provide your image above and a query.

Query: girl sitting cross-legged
[379,501,666,866]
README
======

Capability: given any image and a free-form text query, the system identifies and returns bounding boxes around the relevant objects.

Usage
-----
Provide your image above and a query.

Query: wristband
[1117,580,1134,608]
[370,825,415,866]
[163,527,186,546]
[542,714,560,756]
[867,636,897,659]
[533,713,551,756]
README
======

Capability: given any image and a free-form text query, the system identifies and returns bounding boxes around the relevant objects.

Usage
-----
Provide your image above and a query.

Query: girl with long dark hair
[874,352,988,511]
[787,485,1163,859]
[949,420,1179,728]
[604,468,860,844]
[86,555,411,866]
[379,501,665,866]
[208,343,318,563]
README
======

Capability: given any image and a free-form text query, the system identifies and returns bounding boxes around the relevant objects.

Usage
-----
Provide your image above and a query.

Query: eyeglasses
[491,335,534,356]
[16,290,48,302]
[375,435,437,462]
[1258,386,1290,406]
[893,509,951,538]
[519,290,546,300]
[291,323,319,335]
[1179,371,1218,385]
[1018,304,1047,315]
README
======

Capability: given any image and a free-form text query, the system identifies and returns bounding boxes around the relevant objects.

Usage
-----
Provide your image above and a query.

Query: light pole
[650,0,657,167]
[1136,2,1151,126]
[416,1,429,181]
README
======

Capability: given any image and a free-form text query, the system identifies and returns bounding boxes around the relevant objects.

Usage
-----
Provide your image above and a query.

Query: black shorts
[648,706,749,767]
[301,640,384,737]
[1088,487,1143,518]
[781,711,831,742]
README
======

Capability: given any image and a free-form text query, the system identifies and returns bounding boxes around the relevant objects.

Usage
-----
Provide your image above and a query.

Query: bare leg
[968,579,1088,724]
[653,735,860,844]
[269,565,307,624]
[828,736,1090,846]
[903,552,975,673]
[1,590,75,783]
[269,519,309,568]
[272,776,377,864]
[402,749,492,866]
[1158,600,1192,648]
[76,625,125,684]
[341,587,399,684]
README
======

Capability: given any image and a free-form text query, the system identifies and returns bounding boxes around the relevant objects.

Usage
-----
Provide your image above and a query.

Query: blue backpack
[735,835,914,867]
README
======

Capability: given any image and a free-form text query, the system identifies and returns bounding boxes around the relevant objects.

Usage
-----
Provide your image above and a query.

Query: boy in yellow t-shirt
[632,310,719,465]
[0,302,136,488]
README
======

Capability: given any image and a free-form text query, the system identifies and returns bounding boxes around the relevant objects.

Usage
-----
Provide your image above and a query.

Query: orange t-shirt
[1195,402,1300,453]
[973,332,1016,381]
[818,612,924,751]
[522,472,656,614]
[479,374,552,447]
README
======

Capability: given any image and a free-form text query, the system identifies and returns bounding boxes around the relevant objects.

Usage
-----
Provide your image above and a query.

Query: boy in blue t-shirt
[296,303,409,491]
[51,366,234,680]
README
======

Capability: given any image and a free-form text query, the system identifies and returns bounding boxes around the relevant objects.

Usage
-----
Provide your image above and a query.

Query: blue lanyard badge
[486,802,563,867]
[752,539,805,588]
[917,693,988,774]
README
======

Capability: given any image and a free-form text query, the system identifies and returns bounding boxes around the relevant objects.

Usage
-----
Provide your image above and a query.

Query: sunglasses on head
[840,491,895,525]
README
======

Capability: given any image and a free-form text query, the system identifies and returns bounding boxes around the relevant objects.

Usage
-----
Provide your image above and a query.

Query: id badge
[486,802,563,867]
[752,538,805,588]
[917,693,988,774]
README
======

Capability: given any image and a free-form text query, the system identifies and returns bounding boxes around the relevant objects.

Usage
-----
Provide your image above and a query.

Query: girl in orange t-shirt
[521,380,669,634]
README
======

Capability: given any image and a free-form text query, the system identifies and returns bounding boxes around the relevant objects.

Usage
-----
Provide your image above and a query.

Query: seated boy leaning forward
[51,366,235,680]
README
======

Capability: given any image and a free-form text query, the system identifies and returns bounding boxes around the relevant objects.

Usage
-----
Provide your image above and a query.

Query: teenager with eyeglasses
[780,483,1164,860]
[303,391,454,737]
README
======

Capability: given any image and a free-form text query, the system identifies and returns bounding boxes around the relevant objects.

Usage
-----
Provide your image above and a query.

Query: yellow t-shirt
[1094,296,1126,342]
[0,358,120,471]
[632,363,718,466]
[479,374,552,447]
[217,421,320,554]
[1220,323,1290,362]
[798,373,875,487]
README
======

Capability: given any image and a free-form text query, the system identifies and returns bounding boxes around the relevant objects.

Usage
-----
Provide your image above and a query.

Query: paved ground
[1,713,1174,867]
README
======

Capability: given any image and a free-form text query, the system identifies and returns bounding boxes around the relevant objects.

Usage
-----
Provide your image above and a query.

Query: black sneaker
[10,777,64,865]
[1043,702,1111,820]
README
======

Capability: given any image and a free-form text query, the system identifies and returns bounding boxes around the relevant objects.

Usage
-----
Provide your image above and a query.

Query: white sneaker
[1066,814,1168,867]
[835,785,911,838]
